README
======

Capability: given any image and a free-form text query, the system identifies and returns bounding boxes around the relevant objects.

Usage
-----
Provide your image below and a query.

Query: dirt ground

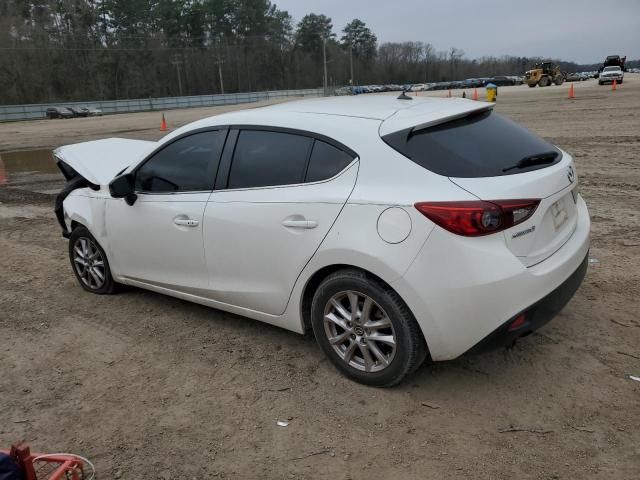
[1,78,639,479]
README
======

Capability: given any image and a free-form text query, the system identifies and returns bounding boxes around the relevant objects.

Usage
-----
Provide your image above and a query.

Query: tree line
[0,0,634,104]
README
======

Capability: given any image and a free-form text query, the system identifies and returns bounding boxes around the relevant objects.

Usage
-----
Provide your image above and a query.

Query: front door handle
[174,217,199,227]
[282,219,318,229]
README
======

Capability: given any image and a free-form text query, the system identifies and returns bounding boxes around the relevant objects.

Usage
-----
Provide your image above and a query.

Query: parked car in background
[463,78,484,88]
[83,107,103,116]
[599,66,624,85]
[488,76,515,86]
[335,86,353,96]
[55,96,589,386]
[565,73,582,82]
[67,107,89,117]
[45,107,74,119]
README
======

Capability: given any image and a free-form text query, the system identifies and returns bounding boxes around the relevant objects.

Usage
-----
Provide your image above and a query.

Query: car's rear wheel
[310,269,427,387]
[68,226,116,294]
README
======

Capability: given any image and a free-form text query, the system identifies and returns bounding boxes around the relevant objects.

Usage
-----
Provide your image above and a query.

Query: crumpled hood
[54,138,156,185]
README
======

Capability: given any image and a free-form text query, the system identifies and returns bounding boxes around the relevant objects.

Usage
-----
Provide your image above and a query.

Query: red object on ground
[568,83,575,99]
[160,113,168,131]
[612,79,617,91]
[1,443,85,480]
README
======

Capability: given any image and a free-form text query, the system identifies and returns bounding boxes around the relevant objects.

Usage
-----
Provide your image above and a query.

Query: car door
[106,129,227,291]
[202,128,358,315]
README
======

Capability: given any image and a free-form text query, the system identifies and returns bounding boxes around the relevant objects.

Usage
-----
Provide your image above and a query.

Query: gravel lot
[1,77,639,479]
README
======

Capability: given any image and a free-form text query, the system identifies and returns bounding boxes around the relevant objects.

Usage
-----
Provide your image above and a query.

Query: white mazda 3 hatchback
[55,95,590,386]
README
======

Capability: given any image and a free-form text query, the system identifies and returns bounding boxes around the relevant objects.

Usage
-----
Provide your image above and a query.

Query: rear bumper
[467,251,588,354]
[393,194,590,360]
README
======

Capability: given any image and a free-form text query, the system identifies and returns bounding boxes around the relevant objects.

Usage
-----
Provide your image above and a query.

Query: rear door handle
[282,219,318,229]
[174,218,199,227]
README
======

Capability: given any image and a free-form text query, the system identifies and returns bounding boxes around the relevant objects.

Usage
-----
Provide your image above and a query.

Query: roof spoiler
[379,99,494,137]
[409,106,493,135]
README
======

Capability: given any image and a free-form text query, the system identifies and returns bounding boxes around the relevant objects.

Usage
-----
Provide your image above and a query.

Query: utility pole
[322,37,328,94]
[171,55,183,96]
[349,43,354,86]
[217,62,225,94]
[214,39,225,94]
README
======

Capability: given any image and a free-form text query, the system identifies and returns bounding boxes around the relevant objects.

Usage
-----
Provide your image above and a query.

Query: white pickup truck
[599,66,624,85]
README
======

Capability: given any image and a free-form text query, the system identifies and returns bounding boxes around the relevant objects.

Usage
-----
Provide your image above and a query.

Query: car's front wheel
[68,226,116,294]
[311,269,427,387]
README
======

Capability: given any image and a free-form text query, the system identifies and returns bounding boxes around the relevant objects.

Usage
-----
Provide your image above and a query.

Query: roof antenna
[397,88,413,100]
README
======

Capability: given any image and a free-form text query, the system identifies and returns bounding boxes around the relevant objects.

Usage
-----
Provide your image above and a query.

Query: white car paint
[55,138,156,185]
[56,95,590,362]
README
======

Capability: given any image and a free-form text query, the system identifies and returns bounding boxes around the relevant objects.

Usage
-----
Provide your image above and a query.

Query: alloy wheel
[323,290,397,372]
[72,237,106,290]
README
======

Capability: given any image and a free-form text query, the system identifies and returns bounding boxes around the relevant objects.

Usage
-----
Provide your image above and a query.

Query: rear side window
[306,140,354,182]
[228,130,312,189]
[136,130,226,192]
[382,111,561,178]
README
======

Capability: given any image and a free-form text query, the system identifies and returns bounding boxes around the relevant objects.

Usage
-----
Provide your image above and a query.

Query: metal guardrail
[0,88,325,122]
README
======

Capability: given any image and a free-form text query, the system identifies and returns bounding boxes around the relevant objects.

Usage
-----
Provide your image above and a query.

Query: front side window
[135,130,226,192]
[227,130,312,189]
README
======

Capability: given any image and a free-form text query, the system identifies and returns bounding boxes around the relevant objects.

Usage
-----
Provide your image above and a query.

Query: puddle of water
[0,149,58,175]
[0,149,61,186]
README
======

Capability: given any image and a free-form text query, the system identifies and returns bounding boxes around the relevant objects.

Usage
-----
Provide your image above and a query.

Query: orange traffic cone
[612,79,617,91]
[472,88,478,101]
[568,83,575,99]
[160,113,168,131]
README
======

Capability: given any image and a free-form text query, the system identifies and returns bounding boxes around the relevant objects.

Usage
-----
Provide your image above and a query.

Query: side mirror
[109,173,137,205]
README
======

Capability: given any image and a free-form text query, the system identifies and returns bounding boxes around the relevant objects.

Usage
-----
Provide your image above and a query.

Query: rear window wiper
[502,151,558,172]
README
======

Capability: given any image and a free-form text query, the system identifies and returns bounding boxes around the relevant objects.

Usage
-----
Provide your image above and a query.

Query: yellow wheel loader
[525,62,565,87]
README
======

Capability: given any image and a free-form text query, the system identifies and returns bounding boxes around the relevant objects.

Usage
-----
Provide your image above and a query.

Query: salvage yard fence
[0,88,326,122]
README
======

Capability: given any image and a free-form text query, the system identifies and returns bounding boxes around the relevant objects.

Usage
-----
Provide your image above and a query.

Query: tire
[528,83,536,88]
[554,75,564,86]
[310,269,427,387]
[68,226,116,294]
[599,81,603,85]
[538,76,550,87]
[619,79,623,84]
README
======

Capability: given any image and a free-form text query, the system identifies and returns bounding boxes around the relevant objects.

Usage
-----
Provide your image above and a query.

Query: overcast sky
[274,0,639,64]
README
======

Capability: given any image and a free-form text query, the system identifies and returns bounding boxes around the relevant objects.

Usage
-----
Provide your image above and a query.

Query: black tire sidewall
[68,226,115,294]
[310,271,425,387]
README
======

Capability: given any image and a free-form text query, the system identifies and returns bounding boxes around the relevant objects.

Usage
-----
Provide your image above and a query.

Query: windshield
[604,66,621,72]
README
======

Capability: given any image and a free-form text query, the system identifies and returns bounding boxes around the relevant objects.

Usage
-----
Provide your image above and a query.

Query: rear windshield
[382,110,561,178]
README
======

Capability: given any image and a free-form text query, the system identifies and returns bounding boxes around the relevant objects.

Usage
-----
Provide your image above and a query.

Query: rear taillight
[414,199,540,237]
